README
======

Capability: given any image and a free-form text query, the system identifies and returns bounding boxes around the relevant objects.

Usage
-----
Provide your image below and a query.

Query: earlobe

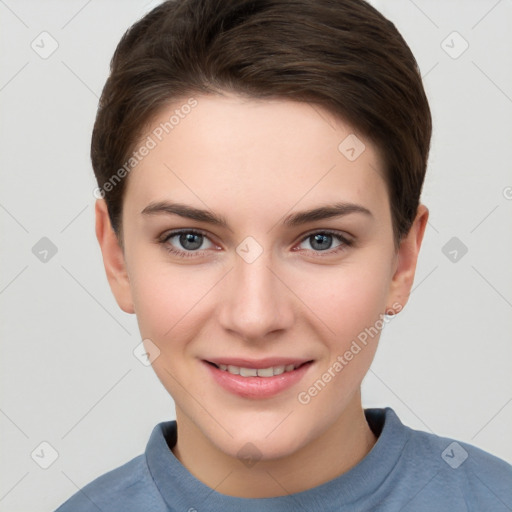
[94,199,135,314]
[385,204,429,314]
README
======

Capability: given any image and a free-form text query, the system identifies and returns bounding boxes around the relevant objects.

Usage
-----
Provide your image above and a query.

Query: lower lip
[202,360,313,399]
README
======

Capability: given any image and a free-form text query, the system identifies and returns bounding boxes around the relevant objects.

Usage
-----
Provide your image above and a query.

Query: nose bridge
[220,236,292,340]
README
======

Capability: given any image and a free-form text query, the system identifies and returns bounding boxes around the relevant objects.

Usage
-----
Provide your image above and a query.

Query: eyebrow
[141,200,372,229]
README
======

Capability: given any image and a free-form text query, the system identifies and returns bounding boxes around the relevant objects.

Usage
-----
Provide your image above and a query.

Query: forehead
[124,93,388,220]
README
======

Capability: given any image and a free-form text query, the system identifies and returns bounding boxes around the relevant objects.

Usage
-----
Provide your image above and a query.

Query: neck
[171,392,377,498]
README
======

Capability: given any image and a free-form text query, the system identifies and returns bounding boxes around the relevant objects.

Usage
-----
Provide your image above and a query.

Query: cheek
[129,268,201,395]
[303,262,391,340]
[128,257,219,344]
[296,267,390,411]
[130,276,171,338]
[128,259,187,341]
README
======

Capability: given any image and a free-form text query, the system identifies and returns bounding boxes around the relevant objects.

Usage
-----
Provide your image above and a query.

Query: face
[96,92,426,462]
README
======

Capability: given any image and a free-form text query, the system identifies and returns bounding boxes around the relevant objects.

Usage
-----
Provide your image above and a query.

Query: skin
[95,92,428,498]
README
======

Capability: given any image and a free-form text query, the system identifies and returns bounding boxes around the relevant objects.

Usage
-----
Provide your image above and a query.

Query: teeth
[217,363,301,377]
[256,367,274,377]
[227,365,240,375]
[240,367,258,377]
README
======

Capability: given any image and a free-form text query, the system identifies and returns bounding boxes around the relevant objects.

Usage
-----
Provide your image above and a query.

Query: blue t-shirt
[55,408,512,511]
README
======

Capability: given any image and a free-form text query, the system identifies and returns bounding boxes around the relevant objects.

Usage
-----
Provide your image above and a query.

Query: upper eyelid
[161,228,210,239]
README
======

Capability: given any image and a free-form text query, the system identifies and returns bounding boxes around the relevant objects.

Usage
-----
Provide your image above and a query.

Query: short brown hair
[91,0,432,247]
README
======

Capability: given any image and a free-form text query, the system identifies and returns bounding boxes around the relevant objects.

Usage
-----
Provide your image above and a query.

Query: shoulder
[397,416,512,510]
[54,453,167,512]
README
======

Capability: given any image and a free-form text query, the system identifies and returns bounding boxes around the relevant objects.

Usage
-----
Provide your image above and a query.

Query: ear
[385,204,429,314]
[95,199,135,314]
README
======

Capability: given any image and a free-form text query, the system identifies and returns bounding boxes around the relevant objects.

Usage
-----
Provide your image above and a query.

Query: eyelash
[158,229,353,259]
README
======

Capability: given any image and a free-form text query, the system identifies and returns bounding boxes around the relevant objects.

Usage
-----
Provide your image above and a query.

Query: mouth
[204,360,313,377]
[202,358,314,399]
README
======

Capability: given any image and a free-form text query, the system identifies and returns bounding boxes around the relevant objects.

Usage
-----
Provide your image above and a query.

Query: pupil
[312,233,331,251]
[181,233,202,250]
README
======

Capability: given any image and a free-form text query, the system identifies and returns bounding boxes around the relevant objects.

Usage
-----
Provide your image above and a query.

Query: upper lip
[204,357,313,369]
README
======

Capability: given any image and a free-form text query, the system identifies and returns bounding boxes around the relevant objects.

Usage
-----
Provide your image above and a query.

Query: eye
[160,229,216,258]
[295,230,353,257]
[158,228,353,259]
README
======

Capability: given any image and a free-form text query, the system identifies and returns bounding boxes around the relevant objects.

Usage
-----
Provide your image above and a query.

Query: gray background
[1,0,511,510]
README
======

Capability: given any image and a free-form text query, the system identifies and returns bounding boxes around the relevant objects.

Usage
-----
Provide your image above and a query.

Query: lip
[202,359,314,399]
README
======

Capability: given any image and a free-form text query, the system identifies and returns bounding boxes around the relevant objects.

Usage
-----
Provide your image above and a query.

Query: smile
[208,361,305,378]
[202,359,314,399]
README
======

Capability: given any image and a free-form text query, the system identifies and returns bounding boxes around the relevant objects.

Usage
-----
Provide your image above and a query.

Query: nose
[218,246,295,343]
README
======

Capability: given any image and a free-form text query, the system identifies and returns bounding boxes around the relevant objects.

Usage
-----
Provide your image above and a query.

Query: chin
[213,421,309,462]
